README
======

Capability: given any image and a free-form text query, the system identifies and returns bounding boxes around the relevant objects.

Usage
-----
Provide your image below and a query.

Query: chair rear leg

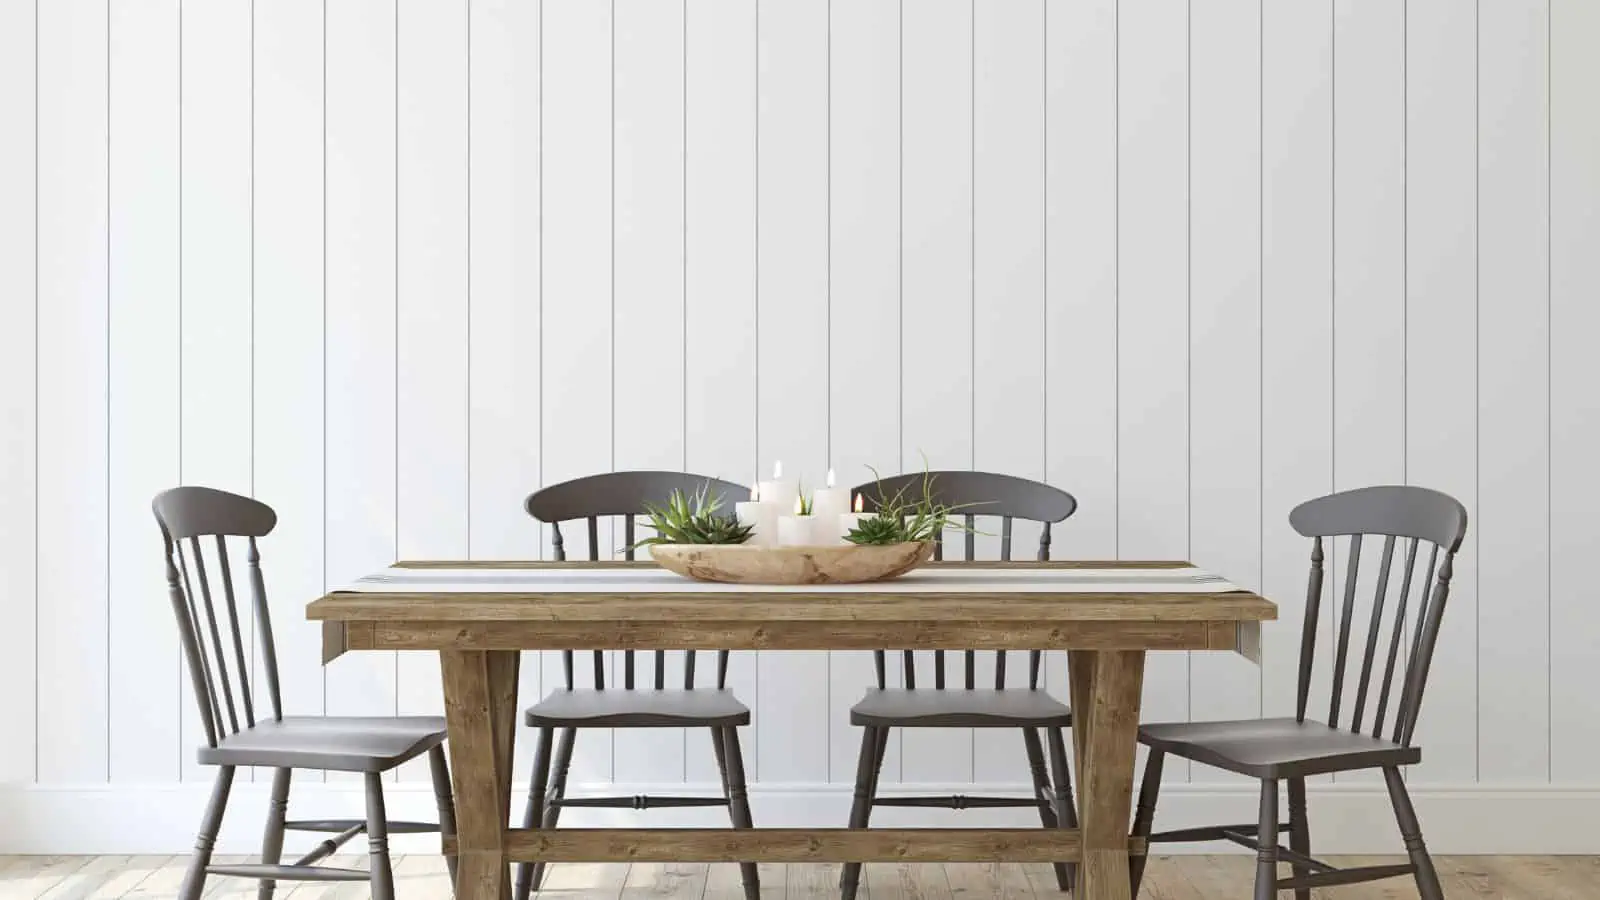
[840,727,888,900]
[364,772,397,900]
[257,768,292,900]
[1384,767,1445,900]
[514,727,558,900]
[428,746,459,893]
[527,727,577,895]
[1287,776,1310,900]
[179,766,236,900]
[1021,728,1069,891]
[1254,778,1279,900]
[1045,727,1079,892]
[1127,749,1164,897]
[720,726,761,900]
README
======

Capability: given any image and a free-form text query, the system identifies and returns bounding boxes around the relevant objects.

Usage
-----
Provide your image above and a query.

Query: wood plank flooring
[2,855,1595,899]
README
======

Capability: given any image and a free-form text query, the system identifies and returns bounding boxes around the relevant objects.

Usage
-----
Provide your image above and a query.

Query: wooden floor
[2,855,1595,900]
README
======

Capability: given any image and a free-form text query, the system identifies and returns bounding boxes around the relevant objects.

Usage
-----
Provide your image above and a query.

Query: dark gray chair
[1128,485,1468,900]
[512,472,759,900]
[152,486,456,900]
[840,471,1080,900]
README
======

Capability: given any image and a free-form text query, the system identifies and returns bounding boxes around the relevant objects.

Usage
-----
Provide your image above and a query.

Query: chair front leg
[179,766,236,900]
[526,727,577,896]
[840,727,888,900]
[1022,729,1070,891]
[364,772,397,900]
[1287,776,1310,900]
[1127,749,1165,897]
[1045,727,1079,892]
[1384,767,1445,900]
[513,727,556,900]
[258,768,292,900]
[1254,778,1279,900]
[719,726,761,900]
[428,746,460,893]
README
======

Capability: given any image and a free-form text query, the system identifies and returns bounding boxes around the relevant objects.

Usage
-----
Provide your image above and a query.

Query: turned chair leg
[1045,727,1079,892]
[1287,776,1310,900]
[1128,749,1165,897]
[513,727,556,900]
[526,727,577,895]
[1022,728,1071,891]
[428,746,459,893]
[364,772,397,900]
[179,766,236,900]
[258,768,292,900]
[840,727,888,900]
[720,726,761,900]
[1254,778,1279,900]
[1384,767,1445,900]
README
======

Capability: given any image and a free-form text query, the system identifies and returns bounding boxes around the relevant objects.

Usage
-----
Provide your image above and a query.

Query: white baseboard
[2,780,1596,856]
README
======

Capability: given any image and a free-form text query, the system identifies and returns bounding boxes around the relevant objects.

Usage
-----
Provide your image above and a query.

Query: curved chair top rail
[525,471,750,523]
[851,470,1078,524]
[153,485,278,541]
[1290,484,1468,552]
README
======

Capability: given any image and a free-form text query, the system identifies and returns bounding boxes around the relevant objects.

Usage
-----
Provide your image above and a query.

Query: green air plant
[631,483,755,548]
[843,463,984,546]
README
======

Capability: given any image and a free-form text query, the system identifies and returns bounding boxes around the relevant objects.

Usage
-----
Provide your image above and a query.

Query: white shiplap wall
[1,0,1598,849]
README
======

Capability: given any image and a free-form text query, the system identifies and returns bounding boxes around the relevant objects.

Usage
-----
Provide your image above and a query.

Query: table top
[307,559,1277,625]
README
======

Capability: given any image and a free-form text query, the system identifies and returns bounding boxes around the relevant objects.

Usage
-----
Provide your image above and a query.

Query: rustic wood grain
[1073,650,1145,900]
[650,542,934,585]
[476,829,1147,864]
[441,650,517,900]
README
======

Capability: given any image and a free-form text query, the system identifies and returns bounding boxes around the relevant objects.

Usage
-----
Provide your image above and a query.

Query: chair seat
[197,716,448,773]
[850,689,1073,728]
[1139,717,1421,778]
[525,689,750,728]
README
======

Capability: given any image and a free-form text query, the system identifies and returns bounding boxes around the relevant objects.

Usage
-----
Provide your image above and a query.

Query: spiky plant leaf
[844,514,906,546]
[631,483,754,548]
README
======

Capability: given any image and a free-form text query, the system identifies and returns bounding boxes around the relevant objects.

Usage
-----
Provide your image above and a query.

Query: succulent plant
[844,514,906,546]
[632,484,755,548]
[845,459,985,545]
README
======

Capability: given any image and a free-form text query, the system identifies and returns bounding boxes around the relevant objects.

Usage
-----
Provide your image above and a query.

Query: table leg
[443,650,521,900]
[1070,650,1145,900]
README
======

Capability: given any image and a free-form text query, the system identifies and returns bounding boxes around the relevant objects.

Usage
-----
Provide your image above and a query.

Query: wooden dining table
[308,560,1275,900]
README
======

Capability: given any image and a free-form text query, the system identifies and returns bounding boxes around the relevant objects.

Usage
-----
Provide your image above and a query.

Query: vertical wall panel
[971,0,1044,784]
[468,0,543,778]
[1477,0,1549,784]
[1406,0,1479,783]
[684,0,760,785]
[1187,0,1263,748]
[541,0,615,783]
[1045,0,1117,562]
[1260,0,1333,725]
[0,0,37,785]
[756,0,830,786]
[613,0,687,784]
[109,0,181,783]
[1550,0,1600,785]
[1330,1,1404,776]
[394,0,471,775]
[324,0,398,733]
[896,0,970,786]
[253,0,326,724]
[36,0,110,784]
[1118,0,1190,771]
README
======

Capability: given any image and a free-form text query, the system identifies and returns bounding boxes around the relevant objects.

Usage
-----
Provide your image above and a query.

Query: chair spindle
[1392,545,1440,745]
[1349,535,1397,733]
[1371,538,1421,739]
[1000,517,1014,562]
[1295,538,1325,722]
[247,538,284,722]
[213,536,257,728]
[188,538,241,735]
[1328,534,1364,727]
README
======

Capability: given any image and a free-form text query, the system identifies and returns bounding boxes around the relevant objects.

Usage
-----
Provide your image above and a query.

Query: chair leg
[257,768,292,900]
[527,727,577,895]
[1254,778,1279,900]
[1045,727,1079,893]
[178,766,236,900]
[720,726,761,900]
[1127,749,1165,897]
[1287,776,1310,900]
[428,746,460,894]
[1384,767,1445,900]
[711,724,733,794]
[364,772,397,900]
[1021,729,1069,891]
[513,727,557,900]
[840,727,890,900]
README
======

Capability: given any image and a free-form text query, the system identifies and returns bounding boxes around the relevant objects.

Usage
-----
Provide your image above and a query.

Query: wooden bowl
[650,542,934,585]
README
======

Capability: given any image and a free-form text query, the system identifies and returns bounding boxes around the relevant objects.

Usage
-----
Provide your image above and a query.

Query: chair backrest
[850,470,1079,692]
[152,486,283,747]
[524,470,752,692]
[1288,485,1469,746]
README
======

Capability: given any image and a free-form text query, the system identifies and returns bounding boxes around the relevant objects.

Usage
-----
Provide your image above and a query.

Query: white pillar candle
[756,460,799,513]
[810,468,851,544]
[777,495,815,546]
[837,492,871,543]
[734,485,782,546]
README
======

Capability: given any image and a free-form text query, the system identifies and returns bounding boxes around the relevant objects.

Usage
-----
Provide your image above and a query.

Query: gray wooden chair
[152,486,456,900]
[512,471,759,900]
[840,471,1080,900]
[1128,485,1468,900]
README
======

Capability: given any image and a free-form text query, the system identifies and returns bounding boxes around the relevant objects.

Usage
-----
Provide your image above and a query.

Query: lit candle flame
[853,493,864,513]
[826,468,836,488]
[773,460,783,479]
[794,496,804,515]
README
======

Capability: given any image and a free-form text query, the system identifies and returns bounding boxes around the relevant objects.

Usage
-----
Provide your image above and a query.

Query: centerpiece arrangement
[642,463,968,585]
